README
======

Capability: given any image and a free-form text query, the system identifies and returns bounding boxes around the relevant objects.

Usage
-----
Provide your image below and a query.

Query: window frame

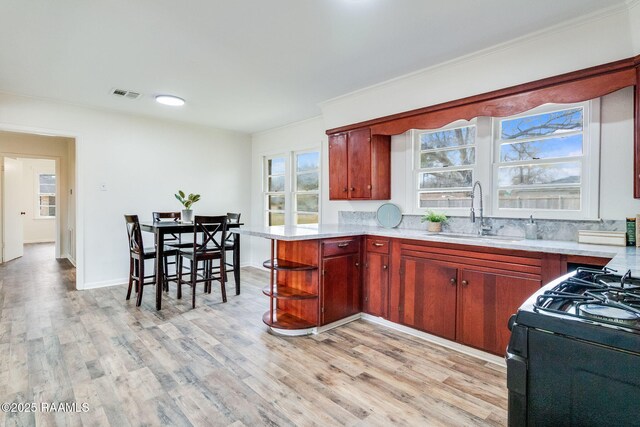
[292,149,320,227]
[490,100,600,220]
[35,172,56,219]
[410,119,479,215]
[264,154,288,227]
[263,148,321,227]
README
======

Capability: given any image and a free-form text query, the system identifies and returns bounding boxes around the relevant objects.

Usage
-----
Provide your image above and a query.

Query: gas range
[534,267,640,331]
[506,267,640,426]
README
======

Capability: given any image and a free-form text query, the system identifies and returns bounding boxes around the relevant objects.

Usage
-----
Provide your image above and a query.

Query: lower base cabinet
[397,257,457,340]
[390,240,545,355]
[457,269,540,355]
[363,251,389,318]
[321,238,361,325]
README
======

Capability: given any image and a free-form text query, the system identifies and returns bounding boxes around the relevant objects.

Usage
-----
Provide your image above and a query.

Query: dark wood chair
[176,215,228,308]
[224,212,241,295]
[124,214,158,307]
[151,211,183,291]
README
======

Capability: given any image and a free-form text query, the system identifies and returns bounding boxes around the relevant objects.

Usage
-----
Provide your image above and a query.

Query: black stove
[506,268,640,426]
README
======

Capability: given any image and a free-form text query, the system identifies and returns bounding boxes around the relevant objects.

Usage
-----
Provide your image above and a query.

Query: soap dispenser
[525,215,538,240]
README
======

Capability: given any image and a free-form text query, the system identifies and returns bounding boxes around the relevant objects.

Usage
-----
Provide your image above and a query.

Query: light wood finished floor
[0,243,507,426]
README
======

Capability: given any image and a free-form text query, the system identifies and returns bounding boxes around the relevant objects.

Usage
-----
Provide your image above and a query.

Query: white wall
[19,157,56,243]
[0,131,74,260]
[319,5,638,130]
[0,92,252,289]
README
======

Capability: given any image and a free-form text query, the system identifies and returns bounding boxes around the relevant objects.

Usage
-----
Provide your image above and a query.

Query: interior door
[3,157,24,262]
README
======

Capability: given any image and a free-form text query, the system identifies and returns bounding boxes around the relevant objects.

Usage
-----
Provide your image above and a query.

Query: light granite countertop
[234,224,640,276]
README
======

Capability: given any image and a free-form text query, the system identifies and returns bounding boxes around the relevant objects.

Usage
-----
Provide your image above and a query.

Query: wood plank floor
[0,243,507,426]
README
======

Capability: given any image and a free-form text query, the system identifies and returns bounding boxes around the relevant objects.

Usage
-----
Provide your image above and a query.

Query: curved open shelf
[262,310,316,330]
[262,286,317,300]
[262,259,317,271]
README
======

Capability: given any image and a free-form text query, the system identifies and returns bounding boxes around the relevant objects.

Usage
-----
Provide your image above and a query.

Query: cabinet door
[321,254,361,325]
[347,128,372,199]
[399,257,457,340]
[457,269,541,355]
[328,133,348,200]
[364,252,388,318]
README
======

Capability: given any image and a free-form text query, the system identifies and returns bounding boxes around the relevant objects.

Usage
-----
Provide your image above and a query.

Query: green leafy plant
[174,190,201,210]
[421,211,447,223]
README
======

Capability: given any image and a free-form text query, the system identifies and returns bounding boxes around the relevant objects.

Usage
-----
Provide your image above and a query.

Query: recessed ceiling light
[155,95,185,106]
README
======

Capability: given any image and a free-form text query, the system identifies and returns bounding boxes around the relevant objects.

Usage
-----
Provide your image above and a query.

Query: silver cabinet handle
[337,242,350,248]
[373,242,384,247]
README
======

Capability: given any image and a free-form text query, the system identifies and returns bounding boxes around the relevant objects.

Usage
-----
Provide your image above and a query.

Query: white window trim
[35,171,56,219]
[407,100,601,220]
[264,153,289,227]
[490,100,600,220]
[407,118,479,216]
[292,148,321,227]
[263,148,321,227]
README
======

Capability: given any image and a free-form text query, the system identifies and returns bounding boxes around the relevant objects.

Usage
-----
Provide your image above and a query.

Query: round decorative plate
[376,203,402,228]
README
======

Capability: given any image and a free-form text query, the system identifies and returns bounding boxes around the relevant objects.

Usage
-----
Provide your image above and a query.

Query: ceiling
[0,0,627,134]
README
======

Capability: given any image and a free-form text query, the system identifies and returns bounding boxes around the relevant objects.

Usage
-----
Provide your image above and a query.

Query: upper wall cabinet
[328,128,391,200]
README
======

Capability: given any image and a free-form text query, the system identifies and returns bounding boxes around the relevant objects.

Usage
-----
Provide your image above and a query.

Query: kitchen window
[264,155,287,226]
[263,149,320,227]
[492,101,599,219]
[410,101,600,219]
[37,173,56,218]
[413,122,477,211]
[293,151,320,225]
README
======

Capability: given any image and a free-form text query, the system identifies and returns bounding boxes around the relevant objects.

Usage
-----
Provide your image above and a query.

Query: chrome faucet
[470,181,491,236]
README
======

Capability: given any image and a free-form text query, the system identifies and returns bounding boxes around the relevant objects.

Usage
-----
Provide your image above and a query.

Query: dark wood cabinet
[328,128,390,200]
[320,238,361,325]
[363,237,390,318]
[397,256,457,340]
[457,269,540,355]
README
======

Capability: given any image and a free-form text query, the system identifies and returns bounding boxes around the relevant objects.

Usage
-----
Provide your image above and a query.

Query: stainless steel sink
[430,232,523,242]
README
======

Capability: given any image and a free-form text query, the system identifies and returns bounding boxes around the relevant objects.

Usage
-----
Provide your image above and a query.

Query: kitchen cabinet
[320,238,361,325]
[457,269,540,355]
[363,237,390,318]
[328,128,390,200]
[397,256,457,340]
[389,239,546,355]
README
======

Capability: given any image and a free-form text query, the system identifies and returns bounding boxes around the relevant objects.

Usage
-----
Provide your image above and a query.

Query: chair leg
[136,259,144,307]
[206,260,212,293]
[126,257,134,300]
[191,260,197,309]
[163,255,169,292]
[234,248,240,296]
[220,259,227,303]
[134,260,140,293]
[177,255,182,299]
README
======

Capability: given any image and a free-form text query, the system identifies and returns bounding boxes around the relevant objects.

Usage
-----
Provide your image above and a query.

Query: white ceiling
[0,0,627,134]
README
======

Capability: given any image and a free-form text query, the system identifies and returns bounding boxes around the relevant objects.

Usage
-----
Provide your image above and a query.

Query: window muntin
[415,124,476,209]
[37,173,56,218]
[293,151,319,225]
[494,105,587,213]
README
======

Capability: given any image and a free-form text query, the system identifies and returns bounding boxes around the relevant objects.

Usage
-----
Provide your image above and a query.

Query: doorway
[0,130,76,270]
[2,157,57,262]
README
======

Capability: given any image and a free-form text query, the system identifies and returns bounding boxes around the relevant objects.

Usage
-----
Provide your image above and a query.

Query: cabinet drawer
[366,237,390,254]
[322,238,360,257]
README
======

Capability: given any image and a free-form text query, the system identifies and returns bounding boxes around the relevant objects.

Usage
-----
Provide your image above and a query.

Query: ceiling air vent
[110,88,141,100]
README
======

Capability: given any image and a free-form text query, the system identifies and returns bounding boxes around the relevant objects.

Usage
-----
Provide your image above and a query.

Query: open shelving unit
[262,239,320,335]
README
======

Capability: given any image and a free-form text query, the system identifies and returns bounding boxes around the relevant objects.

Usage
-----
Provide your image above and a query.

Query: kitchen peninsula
[235,224,637,356]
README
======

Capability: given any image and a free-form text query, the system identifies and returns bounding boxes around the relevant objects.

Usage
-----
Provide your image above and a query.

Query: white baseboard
[63,254,76,266]
[24,239,55,244]
[82,277,127,290]
[360,314,505,367]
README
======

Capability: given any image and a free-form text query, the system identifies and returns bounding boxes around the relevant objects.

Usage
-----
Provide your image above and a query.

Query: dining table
[140,220,242,310]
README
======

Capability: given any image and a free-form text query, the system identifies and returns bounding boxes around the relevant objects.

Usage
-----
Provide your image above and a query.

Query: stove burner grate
[577,303,640,325]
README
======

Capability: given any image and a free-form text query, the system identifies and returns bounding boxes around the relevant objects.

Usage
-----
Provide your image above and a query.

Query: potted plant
[421,211,447,233]
[175,190,201,223]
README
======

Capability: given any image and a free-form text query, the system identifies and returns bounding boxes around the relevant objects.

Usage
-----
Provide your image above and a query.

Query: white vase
[427,221,442,233]
[181,209,194,223]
